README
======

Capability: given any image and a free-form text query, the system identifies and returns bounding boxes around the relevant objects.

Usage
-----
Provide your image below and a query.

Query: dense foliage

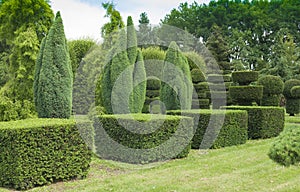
[34,12,73,118]
[0,118,92,190]
[94,114,193,164]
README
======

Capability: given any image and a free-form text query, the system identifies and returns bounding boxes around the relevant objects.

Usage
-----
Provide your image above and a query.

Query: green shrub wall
[223,106,285,139]
[94,114,193,164]
[168,110,248,149]
[229,86,263,105]
[0,119,92,190]
[232,71,259,85]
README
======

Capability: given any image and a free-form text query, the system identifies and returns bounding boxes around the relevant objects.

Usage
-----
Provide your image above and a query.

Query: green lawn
[1,120,300,192]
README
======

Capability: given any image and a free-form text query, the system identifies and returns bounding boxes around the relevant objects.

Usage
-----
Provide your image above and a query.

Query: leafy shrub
[261,94,281,106]
[283,79,300,98]
[223,106,285,139]
[291,86,300,98]
[168,110,248,149]
[0,119,92,190]
[146,77,161,90]
[94,114,193,164]
[142,47,166,78]
[232,71,259,85]
[207,74,231,83]
[194,82,209,91]
[192,99,210,108]
[257,75,284,95]
[286,99,300,116]
[269,125,300,166]
[191,68,206,83]
[146,90,160,98]
[183,51,206,73]
[208,83,227,91]
[229,86,263,105]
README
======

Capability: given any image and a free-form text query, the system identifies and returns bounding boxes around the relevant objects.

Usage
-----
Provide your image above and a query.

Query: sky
[50,0,211,40]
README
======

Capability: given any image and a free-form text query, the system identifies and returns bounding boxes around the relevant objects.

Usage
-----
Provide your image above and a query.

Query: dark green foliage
[257,75,284,95]
[146,90,160,98]
[283,79,300,98]
[223,106,285,139]
[183,51,206,72]
[144,97,159,105]
[127,16,137,65]
[291,86,300,98]
[141,47,166,78]
[130,49,147,113]
[160,41,192,110]
[194,82,209,91]
[94,114,193,164]
[283,79,300,115]
[229,86,263,105]
[168,110,248,149]
[191,68,205,83]
[269,125,300,166]
[286,99,300,116]
[207,74,231,83]
[146,77,161,90]
[232,71,259,85]
[34,12,73,118]
[192,99,210,109]
[261,95,281,106]
[0,118,92,190]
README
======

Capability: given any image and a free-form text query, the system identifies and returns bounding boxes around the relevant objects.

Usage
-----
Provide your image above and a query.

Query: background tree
[34,12,73,119]
[101,1,124,49]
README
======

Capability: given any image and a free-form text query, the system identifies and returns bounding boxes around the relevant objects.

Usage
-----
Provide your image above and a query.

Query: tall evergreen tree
[34,12,73,118]
[126,16,137,65]
[160,41,192,110]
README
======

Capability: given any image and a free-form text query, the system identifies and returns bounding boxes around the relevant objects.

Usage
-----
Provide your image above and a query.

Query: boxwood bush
[191,68,206,83]
[257,75,284,95]
[222,106,285,139]
[168,110,248,149]
[283,79,300,115]
[207,74,231,83]
[0,119,92,190]
[94,114,194,164]
[232,71,259,85]
[146,77,161,90]
[229,86,263,105]
[269,125,300,166]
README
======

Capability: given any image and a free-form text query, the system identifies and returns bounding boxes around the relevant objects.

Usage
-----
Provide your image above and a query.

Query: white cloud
[51,0,106,40]
[50,0,211,40]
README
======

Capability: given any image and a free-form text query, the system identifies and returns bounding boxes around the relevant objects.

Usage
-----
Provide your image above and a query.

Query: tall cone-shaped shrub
[98,16,146,114]
[130,49,146,113]
[160,41,192,110]
[34,12,73,118]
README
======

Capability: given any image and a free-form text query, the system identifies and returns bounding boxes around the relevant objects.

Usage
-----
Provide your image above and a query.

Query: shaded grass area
[285,114,300,124]
[1,125,299,192]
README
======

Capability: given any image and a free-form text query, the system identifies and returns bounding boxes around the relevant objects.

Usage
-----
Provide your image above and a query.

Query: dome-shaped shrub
[283,79,300,98]
[146,77,161,90]
[257,75,284,95]
[232,71,259,85]
[291,86,300,99]
[191,69,206,83]
[269,125,300,166]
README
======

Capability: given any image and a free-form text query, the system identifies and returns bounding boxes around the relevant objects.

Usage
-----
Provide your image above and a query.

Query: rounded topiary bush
[283,79,300,98]
[191,68,206,83]
[291,86,300,99]
[232,71,259,85]
[229,85,263,105]
[257,75,284,95]
[146,77,161,90]
[269,125,300,166]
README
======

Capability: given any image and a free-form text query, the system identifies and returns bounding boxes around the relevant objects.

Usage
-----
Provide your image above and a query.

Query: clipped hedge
[194,82,209,91]
[94,114,194,164]
[268,125,300,166]
[257,75,284,95]
[168,109,248,149]
[232,71,259,85]
[291,86,300,98]
[0,119,92,190]
[223,106,285,139]
[261,94,281,106]
[283,79,300,98]
[229,86,263,105]
[146,77,161,90]
[191,68,206,83]
[286,99,300,116]
[207,74,230,83]
[146,90,160,98]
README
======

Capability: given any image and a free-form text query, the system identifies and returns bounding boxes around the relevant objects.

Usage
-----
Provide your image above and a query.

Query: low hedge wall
[94,114,194,164]
[222,106,285,139]
[168,110,248,149]
[0,119,92,190]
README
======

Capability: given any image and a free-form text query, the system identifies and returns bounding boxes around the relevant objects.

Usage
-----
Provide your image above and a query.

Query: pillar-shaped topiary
[34,12,73,118]
[257,75,284,106]
[98,16,146,114]
[283,79,300,116]
[160,41,192,110]
[229,71,262,106]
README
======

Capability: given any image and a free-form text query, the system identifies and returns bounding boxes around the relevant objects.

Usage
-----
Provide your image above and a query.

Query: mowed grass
[1,122,300,192]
